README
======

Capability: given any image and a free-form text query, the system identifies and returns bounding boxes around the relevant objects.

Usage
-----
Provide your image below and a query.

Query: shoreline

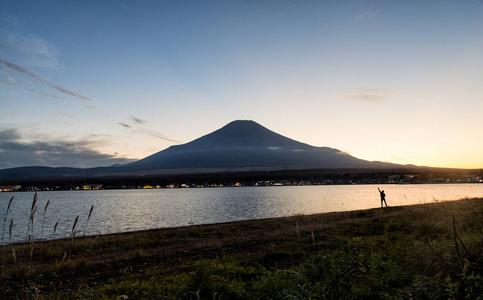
[1,198,483,298]
[2,196,472,247]
[2,180,482,193]
[2,196,481,245]
[3,184,483,246]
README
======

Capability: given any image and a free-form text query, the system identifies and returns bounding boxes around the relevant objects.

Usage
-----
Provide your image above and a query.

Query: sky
[1,0,483,170]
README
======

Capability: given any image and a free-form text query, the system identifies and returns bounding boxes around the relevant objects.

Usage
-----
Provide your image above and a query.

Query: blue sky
[1,0,483,169]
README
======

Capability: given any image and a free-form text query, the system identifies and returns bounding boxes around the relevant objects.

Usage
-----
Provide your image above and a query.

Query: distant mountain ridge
[0,120,400,181]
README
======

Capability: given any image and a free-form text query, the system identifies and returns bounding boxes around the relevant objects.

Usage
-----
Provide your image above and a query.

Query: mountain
[126,120,393,171]
[0,120,399,181]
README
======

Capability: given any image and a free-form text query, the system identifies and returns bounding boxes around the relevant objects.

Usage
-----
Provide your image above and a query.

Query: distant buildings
[82,184,102,190]
[0,185,21,192]
[387,175,420,183]
[0,172,481,192]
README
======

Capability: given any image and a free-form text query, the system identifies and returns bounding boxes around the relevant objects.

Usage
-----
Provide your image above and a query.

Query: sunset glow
[1,1,483,169]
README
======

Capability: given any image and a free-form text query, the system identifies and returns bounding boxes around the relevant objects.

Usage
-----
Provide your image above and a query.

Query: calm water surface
[1,184,482,244]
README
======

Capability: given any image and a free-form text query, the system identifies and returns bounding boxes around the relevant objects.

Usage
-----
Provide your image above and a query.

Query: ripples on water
[1,184,482,244]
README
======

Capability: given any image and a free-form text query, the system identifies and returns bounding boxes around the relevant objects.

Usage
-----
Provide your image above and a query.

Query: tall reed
[84,204,94,237]
[71,216,79,240]
[26,192,38,242]
[53,221,59,239]
[9,219,13,244]
[2,196,14,245]
[40,200,50,240]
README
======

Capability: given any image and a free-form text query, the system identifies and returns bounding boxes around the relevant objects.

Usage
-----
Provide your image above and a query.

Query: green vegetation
[1,198,483,299]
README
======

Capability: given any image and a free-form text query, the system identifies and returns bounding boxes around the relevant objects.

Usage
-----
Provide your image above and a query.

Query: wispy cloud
[339,93,387,104]
[130,116,146,125]
[339,87,394,104]
[0,14,60,68]
[118,116,182,144]
[1,77,79,104]
[0,58,92,101]
[141,129,182,143]
[0,127,136,169]
[1,15,94,108]
[56,111,76,118]
[355,10,378,22]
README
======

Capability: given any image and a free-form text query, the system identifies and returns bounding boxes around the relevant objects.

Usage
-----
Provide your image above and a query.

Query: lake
[1,184,482,245]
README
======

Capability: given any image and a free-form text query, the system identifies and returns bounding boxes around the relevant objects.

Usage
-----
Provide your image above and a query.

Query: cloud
[0,14,59,68]
[0,127,136,169]
[1,16,94,106]
[0,58,92,101]
[1,77,79,104]
[339,93,387,104]
[84,104,97,110]
[0,127,21,141]
[339,87,393,104]
[140,129,182,144]
[56,111,76,118]
[118,116,181,143]
[355,10,378,22]
[130,116,146,125]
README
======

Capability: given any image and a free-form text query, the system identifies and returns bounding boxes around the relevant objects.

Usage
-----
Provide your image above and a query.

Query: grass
[1,197,483,299]
[1,196,14,245]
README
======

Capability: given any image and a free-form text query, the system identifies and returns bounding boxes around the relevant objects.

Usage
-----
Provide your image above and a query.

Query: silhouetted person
[378,187,387,207]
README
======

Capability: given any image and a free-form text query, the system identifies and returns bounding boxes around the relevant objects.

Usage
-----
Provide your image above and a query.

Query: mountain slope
[125,120,392,171]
